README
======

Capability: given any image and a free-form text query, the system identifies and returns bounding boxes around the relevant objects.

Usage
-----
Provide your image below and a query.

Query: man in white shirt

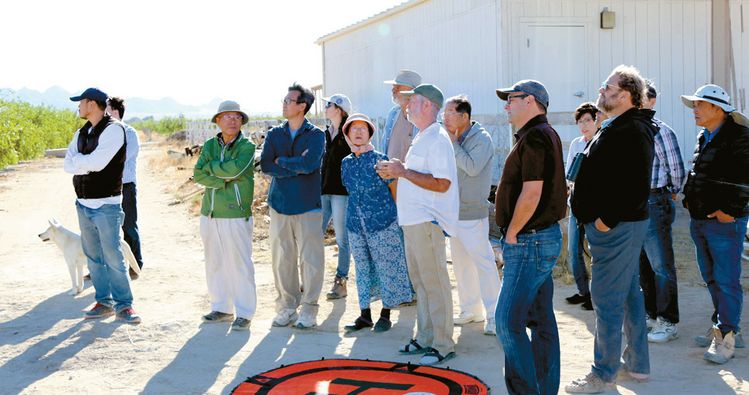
[64,87,140,325]
[377,84,459,366]
[107,97,143,277]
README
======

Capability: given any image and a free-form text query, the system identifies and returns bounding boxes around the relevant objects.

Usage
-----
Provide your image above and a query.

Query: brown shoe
[326,276,347,299]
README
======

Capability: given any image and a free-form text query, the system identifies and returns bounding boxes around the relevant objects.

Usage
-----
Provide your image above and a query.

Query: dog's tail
[121,241,141,275]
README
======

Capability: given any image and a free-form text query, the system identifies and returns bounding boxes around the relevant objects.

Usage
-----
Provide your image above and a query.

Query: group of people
[60,61,748,394]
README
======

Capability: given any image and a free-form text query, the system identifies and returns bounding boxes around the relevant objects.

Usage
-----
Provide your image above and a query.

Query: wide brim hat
[681,84,736,113]
[342,113,377,137]
[383,69,422,88]
[211,100,249,125]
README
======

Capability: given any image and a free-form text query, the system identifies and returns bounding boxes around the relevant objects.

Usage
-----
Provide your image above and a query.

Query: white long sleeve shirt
[122,123,140,184]
[63,122,125,209]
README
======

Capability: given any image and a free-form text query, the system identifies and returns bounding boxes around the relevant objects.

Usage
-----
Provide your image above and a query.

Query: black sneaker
[581,297,593,311]
[566,293,589,305]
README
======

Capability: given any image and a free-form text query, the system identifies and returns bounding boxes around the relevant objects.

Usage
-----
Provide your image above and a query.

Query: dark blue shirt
[341,150,397,233]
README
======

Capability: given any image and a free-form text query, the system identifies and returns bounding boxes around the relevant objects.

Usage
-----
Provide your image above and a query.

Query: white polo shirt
[396,122,459,236]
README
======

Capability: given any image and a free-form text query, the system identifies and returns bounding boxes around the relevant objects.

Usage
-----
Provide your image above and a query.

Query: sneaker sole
[84,312,114,319]
[231,325,250,331]
[704,353,733,364]
[648,333,678,343]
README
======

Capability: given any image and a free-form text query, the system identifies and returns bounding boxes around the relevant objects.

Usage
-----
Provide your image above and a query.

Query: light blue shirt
[123,123,140,184]
[289,127,300,141]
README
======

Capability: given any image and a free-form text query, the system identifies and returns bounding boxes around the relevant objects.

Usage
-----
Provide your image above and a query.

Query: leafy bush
[0,100,82,168]
[130,116,186,135]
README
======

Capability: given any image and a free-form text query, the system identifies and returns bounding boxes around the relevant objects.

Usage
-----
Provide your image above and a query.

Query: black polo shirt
[494,114,567,232]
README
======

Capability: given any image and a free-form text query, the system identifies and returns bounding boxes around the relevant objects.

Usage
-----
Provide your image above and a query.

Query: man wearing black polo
[494,80,566,395]
[64,87,140,325]
[566,65,656,393]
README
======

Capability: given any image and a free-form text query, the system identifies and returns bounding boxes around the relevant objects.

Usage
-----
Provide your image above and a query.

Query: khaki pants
[403,222,455,355]
[270,208,324,317]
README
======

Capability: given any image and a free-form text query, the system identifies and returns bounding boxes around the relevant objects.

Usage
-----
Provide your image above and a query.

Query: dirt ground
[0,141,747,395]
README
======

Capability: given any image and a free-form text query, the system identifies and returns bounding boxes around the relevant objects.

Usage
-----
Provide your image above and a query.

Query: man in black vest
[64,87,140,325]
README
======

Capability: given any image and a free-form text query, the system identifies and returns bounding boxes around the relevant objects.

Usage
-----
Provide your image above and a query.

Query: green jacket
[193,133,256,218]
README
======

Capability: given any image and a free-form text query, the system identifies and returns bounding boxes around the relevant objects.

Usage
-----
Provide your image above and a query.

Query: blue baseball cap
[70,87,108,103]
[496,80,550,110]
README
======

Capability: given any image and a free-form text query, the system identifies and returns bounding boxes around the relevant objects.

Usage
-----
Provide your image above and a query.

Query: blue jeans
[76,202,133,311]
[567,212,589,296]
[496,223,561,395]
[690,215,748,334]
[585,220,649,382]
[122,183,143,268]
[321,194,351,279]
[640,191,678,323]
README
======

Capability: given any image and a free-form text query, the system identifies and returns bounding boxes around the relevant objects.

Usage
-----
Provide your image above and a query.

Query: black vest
[72,115,127,199]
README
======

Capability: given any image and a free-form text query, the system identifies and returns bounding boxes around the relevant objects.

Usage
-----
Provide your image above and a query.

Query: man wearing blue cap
[64,87,140,324]
[494,80,566,395]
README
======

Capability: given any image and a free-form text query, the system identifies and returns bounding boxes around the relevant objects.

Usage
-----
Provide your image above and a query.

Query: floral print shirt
[341,150,398,233]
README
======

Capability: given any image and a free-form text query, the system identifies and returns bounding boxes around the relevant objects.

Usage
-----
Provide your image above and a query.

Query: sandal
[373,317,392,333]
[399,339,429,354]
[344,316,373,333]
[420,349,456,366]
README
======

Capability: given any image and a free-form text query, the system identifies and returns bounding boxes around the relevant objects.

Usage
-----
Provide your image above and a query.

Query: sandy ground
[0,142,747,395]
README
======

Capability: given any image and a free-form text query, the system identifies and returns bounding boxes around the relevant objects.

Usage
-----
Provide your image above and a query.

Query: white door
[520,24,587,113]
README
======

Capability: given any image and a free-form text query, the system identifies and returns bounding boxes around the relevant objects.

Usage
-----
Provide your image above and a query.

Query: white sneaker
[704,328,735,364]
[483,318,496,336]
[294,310,317,329]
[272,308,298,327]
[453,311,483,325]
[648,317,678,343]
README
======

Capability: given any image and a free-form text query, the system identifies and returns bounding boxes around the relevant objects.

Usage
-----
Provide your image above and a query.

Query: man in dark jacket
[566,66,656,393]
[681,84,749,364]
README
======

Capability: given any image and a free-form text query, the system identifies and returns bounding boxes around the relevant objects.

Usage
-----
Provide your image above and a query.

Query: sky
[0,0,404,115]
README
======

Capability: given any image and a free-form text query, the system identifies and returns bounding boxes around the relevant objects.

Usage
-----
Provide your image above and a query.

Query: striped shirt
[651,118,686,193]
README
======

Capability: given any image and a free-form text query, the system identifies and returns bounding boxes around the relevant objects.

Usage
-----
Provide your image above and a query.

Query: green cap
[402,84,444,109]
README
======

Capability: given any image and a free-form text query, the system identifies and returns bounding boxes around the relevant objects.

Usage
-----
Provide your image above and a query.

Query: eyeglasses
[507,94,528,103]
[600,81,621,92]
[283,98,302,105]
[325,101,335,109]
[221,114,243,121]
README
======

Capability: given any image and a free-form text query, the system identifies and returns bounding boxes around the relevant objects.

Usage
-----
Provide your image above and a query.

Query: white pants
[449,217,500,318]
[200,216,257,319]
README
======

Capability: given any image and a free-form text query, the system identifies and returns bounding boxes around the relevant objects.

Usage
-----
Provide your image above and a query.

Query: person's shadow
[2,320,117,393]
[0,290,92,346]
[142,324,250,395]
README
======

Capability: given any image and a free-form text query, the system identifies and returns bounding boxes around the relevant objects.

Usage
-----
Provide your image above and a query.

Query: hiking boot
[695,326,745,348]
[453,311,483,325]
[484,318,496,336]
[326,276,347,300]
[84,303,115,319]
[648,317,678,343]
[116,307,141,325]
[202,311,234,323]
[704,328,735,364]
[564,371,613,393]
[272,308,298,327]
[231,317,251,331]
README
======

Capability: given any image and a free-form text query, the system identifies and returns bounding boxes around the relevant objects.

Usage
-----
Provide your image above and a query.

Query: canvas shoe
[565,371,614,393]
[202,311,234,323]
[704,328,735,364]
[272,309,298,327]
[453,311,483,325]
[231,317,251,331]
[116,307,141,325]
[483,318,496,336]
[695,326,745,348]
[84,303,115,319]
[648,317,678,343]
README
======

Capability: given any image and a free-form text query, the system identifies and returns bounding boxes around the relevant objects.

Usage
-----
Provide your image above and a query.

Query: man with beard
[566,65,656,393]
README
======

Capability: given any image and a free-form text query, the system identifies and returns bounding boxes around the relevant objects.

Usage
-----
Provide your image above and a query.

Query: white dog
[38,219,141,295]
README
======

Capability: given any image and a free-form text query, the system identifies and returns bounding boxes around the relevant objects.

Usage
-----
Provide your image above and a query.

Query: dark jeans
[586,220,650,382]
[639,191,679,323]
[690,215,748,334]
[567,212,589,296]
[496,223,561,395]
[122,182,143,268]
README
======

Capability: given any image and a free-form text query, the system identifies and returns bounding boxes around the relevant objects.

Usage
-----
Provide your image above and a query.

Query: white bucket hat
[322,94,352,115]
[211,100,249,125]
[681,84,749,127]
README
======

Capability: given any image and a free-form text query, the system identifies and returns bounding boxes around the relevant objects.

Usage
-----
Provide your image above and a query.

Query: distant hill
[0,86,221,119]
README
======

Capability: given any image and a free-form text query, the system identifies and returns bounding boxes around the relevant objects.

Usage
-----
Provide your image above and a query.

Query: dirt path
[0,144,747,394]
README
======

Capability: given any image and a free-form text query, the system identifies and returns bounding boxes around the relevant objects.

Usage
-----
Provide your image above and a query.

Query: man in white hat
[193,100,257,331]
[375,69,421,161]
[681,84,749,364]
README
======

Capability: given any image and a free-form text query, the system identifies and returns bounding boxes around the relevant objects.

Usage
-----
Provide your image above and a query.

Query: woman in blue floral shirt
[341,113,413,333]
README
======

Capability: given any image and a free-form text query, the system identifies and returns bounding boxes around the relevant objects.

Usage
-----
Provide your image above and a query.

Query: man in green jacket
[194,100,256,331]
